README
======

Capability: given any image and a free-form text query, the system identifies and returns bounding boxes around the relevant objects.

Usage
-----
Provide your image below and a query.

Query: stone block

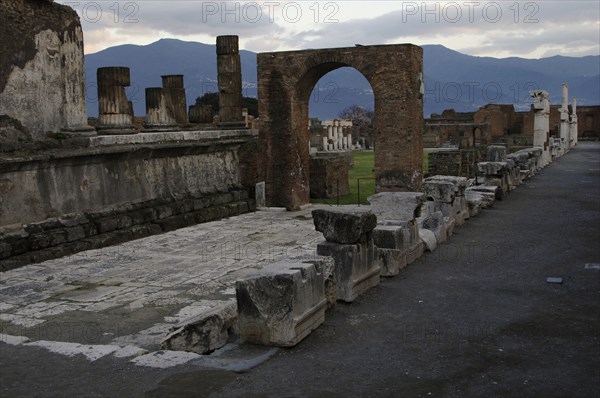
[161,300,237,354]
[422,180,456,203]
[29,233,50,250]
[424,176,468,196]
[419,228,437,252]
[418,208,447,244]
[317,240,379,303]
[312,208,377,244]
[487,145,507,162]
[0,241,12,259]
[477,161,507,176]
[406,240,424,265]
[255,181,266,208]
[372,225,404,250]
[367,192,425,222]
[65,226,86,242]
[375,248,407,277]
[236,259,327,347]
[95,217,119,234]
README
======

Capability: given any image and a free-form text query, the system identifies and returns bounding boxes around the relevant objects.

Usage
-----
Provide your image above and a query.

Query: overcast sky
[57,1,600,58]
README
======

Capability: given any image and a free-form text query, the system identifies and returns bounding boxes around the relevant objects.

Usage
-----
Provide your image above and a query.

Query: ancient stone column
[188,104,214,124]
[530,90,551,166]
[97,66,134,133]
[570,97,578,147]
[559,83,570,153]
[322,137,328,152]
[145,87,176,128]
[162,75,188,125]
[216,35,244,127]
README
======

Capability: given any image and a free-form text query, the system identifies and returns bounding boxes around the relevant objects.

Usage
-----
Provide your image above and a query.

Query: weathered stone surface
[372,225,404,250]
[255,182,266,208]
[310,152,352,199]
[161,300,237,354]
[419,228,437,252]
[418,208,447,244]
[487,145,507,162]
[375,248,407,277]
[236,259,327,347]
[477,161,507,176]
[0,0,91,139]
[423,176,468,196]
[422,180,456,203]
[312,208,377,244]
[367,192,425,222]
[258,44,423,209]
[317,240,379,303]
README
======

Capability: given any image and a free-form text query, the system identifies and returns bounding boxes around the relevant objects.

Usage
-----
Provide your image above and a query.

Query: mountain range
[84,39,600,119]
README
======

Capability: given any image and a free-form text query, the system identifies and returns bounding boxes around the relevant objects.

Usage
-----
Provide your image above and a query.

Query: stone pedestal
[97,67,134,134]
[236,259,328,347]
[217,35,244,128]
[312,208,379,302]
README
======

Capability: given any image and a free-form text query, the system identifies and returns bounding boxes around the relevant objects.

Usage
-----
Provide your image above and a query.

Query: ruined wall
[0,132,255,227]
[425,149,481,178]
[0,130,258,269]
[578,106,600,138]
[0,0,88,139]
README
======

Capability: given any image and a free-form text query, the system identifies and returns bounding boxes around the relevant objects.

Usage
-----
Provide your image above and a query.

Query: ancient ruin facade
[258,44,424,209]
[0,0,92,139]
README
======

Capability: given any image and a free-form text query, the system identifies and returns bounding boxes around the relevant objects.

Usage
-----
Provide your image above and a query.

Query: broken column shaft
[162,75,188,125]
[145,87,176,128]
[97,66,134,133]
[216,35,244,127]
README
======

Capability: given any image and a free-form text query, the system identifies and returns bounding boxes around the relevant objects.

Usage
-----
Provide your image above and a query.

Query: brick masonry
[258,44,423,209]
[309,152,352,199]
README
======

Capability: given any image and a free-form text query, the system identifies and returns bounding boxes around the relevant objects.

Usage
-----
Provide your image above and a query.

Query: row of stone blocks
[477,145,546,198]
[164,187,500,353]
[0,190,254,271]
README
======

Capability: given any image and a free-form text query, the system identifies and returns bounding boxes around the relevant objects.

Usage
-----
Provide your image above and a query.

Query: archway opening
[304,67,375,205]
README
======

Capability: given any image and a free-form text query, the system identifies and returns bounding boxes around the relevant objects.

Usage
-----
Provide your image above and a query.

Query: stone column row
[321,121,353,151]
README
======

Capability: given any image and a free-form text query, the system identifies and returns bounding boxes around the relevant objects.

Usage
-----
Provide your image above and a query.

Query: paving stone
[161,300,237,354]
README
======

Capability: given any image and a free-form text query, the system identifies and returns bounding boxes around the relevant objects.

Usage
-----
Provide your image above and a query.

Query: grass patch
[312,151,376,205]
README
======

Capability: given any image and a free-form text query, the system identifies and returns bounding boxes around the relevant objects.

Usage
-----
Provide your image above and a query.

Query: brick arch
[258,44,423,209]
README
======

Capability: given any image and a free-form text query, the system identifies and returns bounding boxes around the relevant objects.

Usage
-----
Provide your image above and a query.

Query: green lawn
[312,150,430,206]
[312,151,376,205]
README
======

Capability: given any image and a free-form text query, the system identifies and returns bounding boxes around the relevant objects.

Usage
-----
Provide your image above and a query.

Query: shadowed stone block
[236,259,327,347]
[375,248,407,276]
[418,208,447,244]
[160,300,237,354]
[317,239,379,302]
[487,145,507,162]
[422,180,456,203]
[477,161,507,175]
[367,192,425,222]
[419,228,437,252]
[312,208,377,244]
[255,182,266,208]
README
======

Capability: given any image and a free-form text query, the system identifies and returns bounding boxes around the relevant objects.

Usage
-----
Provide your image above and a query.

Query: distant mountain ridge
[84,39,600,119]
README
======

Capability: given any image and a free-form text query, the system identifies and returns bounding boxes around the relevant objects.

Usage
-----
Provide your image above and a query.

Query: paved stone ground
[0,208,325,352]
[1,142,599,397]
